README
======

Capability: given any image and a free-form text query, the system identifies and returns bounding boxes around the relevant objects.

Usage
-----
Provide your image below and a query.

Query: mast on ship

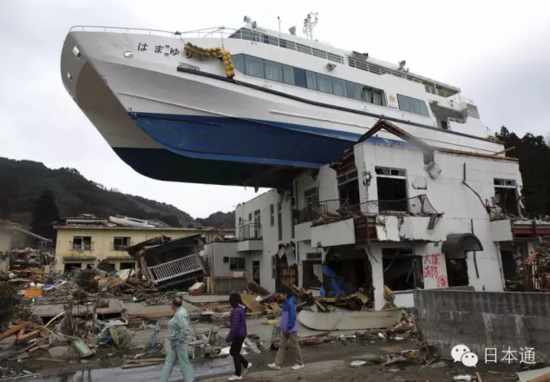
[303,12,318,40]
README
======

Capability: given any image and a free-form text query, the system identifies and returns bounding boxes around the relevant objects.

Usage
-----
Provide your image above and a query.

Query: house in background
[54,215,234,273]
[0,220,52,271]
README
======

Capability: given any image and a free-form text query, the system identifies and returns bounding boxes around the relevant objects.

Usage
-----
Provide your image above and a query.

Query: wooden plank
[0,323,29,341]
[16,328,26,341]
[315,300,327,313]
[239,293,263,313]
[37,358,64,363]
[17,330,41,344]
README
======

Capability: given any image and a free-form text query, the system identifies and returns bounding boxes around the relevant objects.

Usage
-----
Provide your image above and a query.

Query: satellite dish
[289,26,296,35]
[398,60,406,70]
[243,16,252,23]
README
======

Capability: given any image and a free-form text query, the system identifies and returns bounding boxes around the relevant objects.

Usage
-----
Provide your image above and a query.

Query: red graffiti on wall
[423,253,441,279]
[437,275,448,288]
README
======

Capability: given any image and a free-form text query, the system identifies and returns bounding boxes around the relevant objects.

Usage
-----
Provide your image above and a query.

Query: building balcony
[309,195,442,245]
[236,223,263,252]
[294,199,347,225]
[491,218,550,242]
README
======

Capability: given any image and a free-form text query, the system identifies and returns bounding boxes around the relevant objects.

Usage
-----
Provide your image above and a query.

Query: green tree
[31,190,60,240]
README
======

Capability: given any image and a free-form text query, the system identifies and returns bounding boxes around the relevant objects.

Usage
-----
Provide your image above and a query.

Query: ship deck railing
[69,25,466,102]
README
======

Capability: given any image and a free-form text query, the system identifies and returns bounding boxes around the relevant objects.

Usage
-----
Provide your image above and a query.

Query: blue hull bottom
[123,113,411,187]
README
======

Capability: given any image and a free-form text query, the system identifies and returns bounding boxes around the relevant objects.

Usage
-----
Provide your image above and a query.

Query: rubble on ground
[0,249,423,381]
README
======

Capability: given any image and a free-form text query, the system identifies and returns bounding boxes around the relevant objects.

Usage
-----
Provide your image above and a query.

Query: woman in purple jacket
[226,293,252,380]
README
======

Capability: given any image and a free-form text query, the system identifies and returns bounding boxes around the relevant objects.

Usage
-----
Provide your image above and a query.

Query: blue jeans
[160,342,194,382]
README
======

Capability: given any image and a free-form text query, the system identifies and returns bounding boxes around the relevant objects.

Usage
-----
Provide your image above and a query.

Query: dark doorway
[382,248,424,291]
[120,262,133,270]
[339,181,360,207]
[275,255,298,292]
[252,261,260,284]
[303,260,322,289]
[376,177,408,212]
[64,263,82,273]
[445,256,469,287]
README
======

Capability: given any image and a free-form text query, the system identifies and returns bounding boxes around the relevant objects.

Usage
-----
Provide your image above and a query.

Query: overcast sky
[1,0,549,218]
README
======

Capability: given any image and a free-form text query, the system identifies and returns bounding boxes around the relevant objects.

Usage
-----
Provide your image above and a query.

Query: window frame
[396,94,430,117]
[113,236,131,251]
[229,257,246,270]
[73,236,92,251]
[231,54,385,106]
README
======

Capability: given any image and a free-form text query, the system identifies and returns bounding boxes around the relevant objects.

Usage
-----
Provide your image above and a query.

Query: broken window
[238,217,243,226]
[64,263,82,273]
[277,202,282,241]
[494,179,519,215]
[306,252,322,260]
[304,187,319,207]
[73,236,92,251]
[375,167,408,213]
[253,210,261,238]
[338,169,360,209]
[445,256,469,287]
[303,259,322,289]
[382,248,424,291]
[270,204,275,227]
[229,257,246,270]
[113,236,131,251]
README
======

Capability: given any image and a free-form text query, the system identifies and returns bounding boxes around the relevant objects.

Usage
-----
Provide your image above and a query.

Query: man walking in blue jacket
[268,290,304,370]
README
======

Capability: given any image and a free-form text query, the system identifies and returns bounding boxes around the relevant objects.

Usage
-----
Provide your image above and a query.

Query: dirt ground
[16,339,536,382]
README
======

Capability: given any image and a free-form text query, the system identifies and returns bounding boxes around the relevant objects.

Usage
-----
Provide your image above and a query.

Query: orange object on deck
[24,288,43,298]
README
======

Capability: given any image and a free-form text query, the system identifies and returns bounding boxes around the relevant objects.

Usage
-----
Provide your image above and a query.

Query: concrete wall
[311,219,355,248]
[414,289,550,362]
[55,228,208,272]
[204,241,246,278]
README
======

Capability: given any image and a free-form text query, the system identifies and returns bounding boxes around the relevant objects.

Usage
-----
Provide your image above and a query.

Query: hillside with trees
[0,157,234,229]
[496,127,550,217]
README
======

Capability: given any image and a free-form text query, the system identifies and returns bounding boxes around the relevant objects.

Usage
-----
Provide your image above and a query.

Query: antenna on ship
[278,16,282,34]
[303,12,318,40]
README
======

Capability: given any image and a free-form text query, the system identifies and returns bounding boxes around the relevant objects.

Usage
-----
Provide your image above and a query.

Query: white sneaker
[268,363,281,370]
[291,364,305,370]
[243,363,252,374]
[228,376,242,381]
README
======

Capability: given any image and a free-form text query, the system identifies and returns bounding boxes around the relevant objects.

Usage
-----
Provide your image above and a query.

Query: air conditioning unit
[425,162,442,179]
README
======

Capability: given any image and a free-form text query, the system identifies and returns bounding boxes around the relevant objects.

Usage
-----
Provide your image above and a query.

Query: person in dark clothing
[226,293,251,380]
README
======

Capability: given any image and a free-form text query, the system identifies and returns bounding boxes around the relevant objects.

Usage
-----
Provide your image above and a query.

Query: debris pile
[8,247,54,271]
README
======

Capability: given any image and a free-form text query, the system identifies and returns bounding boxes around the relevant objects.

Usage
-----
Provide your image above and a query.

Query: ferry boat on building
[60,16,503,189]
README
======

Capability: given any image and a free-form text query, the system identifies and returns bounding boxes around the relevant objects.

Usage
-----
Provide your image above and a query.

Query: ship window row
[396,94,430,117]
[232,54,386,107]
[229,29,344,64]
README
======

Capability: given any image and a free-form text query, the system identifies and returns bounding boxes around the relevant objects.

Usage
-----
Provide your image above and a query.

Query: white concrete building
[206,120,547,308]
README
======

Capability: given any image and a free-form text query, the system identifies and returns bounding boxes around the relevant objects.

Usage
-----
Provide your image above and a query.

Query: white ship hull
[60,27,503,187]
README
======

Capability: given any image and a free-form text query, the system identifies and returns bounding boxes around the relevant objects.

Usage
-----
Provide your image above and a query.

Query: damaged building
[54,215,234,273]
[0,220,53,272]
[206,119,549,309]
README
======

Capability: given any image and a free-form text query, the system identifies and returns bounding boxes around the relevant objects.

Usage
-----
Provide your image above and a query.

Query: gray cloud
[1,0,548,217]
